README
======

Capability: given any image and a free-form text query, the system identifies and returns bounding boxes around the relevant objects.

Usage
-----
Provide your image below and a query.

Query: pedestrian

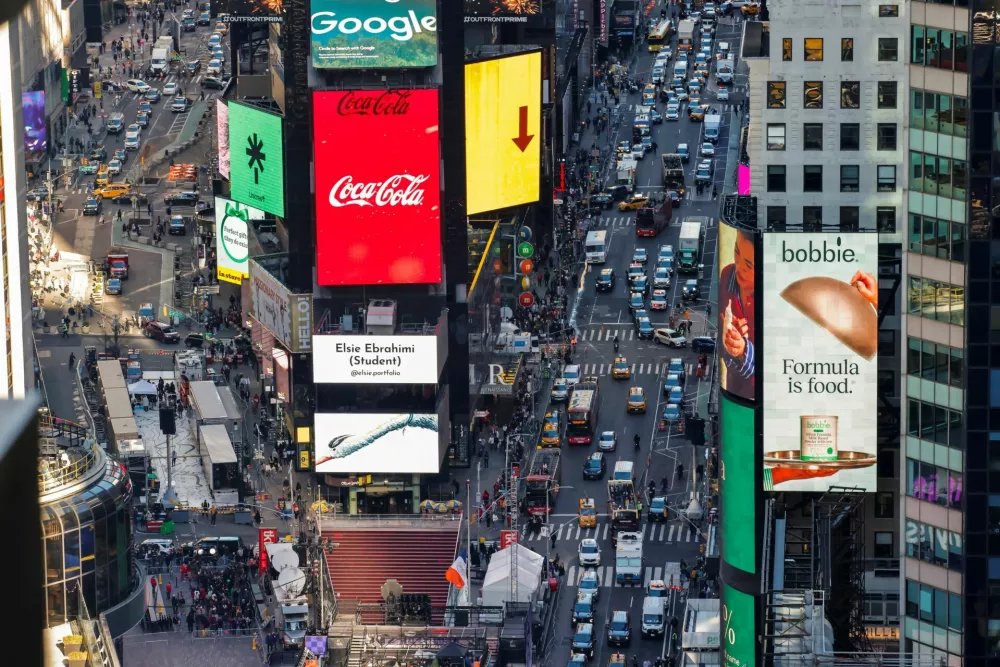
[172,449,178,467]
[68,352,76,369]
[210,505,217,525]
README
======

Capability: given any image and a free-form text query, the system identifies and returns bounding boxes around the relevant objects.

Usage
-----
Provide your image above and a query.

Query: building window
[767,124,786,150]
[874,532,894,559]
[907,277,965,326]
[767,81,786,109]
[840,165,860,192]
[840,123,860,150]
[877,165,896,192]
[766,206,787,231]
[877,123,898,150]
[804,37,823,60]
[907,338,964,387]
[803,123,823,150]
[878,37,899,61]
[905,519,963,572]
[841,37,854,61]
[803,206,823,230]
[804,81,823,109]
[767,165,787,192]
[841,81,860,109]
[907,214,967,264]
[879,330,896,359]
[878,81,898,109]
[909,151,968,201]
[782,37,793,61]
[905,580,963,632]
[840,206,860,231]
[803,165,823,192]
[907,459,963,508]
[879,5,899,17]
[876,207,896,233]
[911,26,969,71]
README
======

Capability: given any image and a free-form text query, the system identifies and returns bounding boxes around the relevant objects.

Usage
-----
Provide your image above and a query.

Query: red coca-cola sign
[314,89,442,286]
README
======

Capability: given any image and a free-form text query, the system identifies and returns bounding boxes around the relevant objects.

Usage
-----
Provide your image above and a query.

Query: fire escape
[818,487,872,654]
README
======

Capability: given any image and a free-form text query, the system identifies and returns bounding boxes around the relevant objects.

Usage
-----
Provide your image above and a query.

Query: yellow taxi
[95,183,132,199]
[578,498,598,528]
[627,386,647,414]
[688,104,710,121]
[540,410,562,447]
[612,356,631,380]
[616,140,632,158]
[742,2,761,15]
[618,194,650,211]
[95,163,111,186]
[609,653,627,667]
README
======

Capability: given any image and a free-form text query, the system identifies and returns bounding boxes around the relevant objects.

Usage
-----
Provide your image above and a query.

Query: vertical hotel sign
[600,0,608,44]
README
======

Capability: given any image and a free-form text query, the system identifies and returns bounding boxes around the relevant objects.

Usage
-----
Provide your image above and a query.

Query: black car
[184,333,205,348]
[183,18,197,31]
[607,610,632,646]
[164,191,200,206]
[202,75,231,90]
[595,268,616,292]
[633,276,649,298]
[582,452,606,480]
[691,336,717,352]
[591,192,613,209]
[168,215,187,235]
[197,12,212,25]
[606,185,629,202]
[112,192,148,205]
[83,197,102,215]
[186,60,201,76]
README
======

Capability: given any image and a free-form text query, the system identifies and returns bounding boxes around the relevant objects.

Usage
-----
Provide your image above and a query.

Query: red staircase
[322,525,460,623]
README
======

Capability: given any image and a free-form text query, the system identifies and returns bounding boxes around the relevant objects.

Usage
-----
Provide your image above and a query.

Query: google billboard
[311,0,437,69]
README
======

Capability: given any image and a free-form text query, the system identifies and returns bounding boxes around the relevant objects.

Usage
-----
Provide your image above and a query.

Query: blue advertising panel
[22,91,46,153]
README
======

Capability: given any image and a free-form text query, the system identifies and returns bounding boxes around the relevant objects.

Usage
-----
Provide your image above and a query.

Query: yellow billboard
[465,51,542,216]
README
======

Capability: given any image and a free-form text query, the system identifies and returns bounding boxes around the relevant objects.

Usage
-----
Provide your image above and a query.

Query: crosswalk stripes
[577,362,662,377]
[521,522,695,545]
[580,328,636,343]
[596,216,635,228]
[564,561,689,588]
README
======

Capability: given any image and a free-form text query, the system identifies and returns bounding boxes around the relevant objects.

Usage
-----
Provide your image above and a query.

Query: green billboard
[721,584,757,667]
[228,102,285,217]
[721,396,756,574]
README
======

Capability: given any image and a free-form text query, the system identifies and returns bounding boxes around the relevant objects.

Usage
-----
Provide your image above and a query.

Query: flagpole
[466,479,472,587]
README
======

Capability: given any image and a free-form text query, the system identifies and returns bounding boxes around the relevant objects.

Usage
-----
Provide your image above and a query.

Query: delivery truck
[678,218,708,273]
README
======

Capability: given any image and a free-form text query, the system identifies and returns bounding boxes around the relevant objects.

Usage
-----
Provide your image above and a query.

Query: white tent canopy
[128,379,158,395]
[480,544,544,607]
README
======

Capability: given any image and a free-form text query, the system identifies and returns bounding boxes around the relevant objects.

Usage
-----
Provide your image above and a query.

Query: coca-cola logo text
[337,90,411,116]
[329,174,429,208]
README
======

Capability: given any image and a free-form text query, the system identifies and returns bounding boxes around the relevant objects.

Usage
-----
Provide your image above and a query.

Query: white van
[673,61,687,80]
[641,596,667,637]
[585,230,609,264]
[613,460,634,481]
[562,364,583,385]
[107,113,125,134]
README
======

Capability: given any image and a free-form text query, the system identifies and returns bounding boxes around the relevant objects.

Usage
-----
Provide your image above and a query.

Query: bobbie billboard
[762,234,878,492]
[311,0,437,69]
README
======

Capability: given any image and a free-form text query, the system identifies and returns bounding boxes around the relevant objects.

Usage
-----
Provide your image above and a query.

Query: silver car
[653,267,671,288]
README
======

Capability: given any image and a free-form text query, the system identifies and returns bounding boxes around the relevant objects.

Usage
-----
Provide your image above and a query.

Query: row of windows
[767,81,899,110]
[766,164,899,193]
[905,580,963,632]
[905,519,964,572]
[907,214,967,264]
[912,25,970,72]
[911,90,969,138]
[777,36,900,63]
[767,122,898,151]
[907,276,965,325]
[910,151,969,201]
[907,337,964,387]
[906,458,963,508]
[764,206,897,233]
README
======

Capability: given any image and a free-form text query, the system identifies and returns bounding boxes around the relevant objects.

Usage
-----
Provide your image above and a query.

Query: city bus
[648,20,672,53]
[523,448,561,516]
[567,377,600,445]
[636,202,671,238]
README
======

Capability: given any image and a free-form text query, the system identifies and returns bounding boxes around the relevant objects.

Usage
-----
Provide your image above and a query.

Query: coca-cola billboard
[314,89,442,286]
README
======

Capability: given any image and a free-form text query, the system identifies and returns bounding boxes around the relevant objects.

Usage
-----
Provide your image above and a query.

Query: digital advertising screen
[465,51,541,215]
[313,89,442,286]
[762,233,879,492]
[721,584,757,667]
[738,164,750,195]
[720,396,756,574]
[315,413,440,473]
[217,100,230,178]
[215,197,264,285]
[311,0,438,70]
[313,335,439,384]
[214,0,283,22]
[22,91,46,153]
[464,0,543,24]
[718,222,757,402]
[228,102,285,217]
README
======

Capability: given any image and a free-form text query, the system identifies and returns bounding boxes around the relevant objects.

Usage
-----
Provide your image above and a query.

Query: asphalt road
[546,15,742,667]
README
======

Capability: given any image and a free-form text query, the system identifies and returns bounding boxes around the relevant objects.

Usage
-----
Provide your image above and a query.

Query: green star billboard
[228,102,285,217]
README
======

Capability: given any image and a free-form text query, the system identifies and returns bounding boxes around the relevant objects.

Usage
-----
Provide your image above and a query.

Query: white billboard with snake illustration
[314,413,440,473]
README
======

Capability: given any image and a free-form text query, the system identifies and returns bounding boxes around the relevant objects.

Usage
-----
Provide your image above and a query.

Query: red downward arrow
[512,105,534,152]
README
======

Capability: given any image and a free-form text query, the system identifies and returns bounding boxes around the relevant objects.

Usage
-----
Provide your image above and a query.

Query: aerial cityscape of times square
[1,1,997,667]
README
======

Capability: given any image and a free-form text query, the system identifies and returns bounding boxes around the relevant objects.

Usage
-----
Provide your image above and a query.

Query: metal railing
[38,440,103,493]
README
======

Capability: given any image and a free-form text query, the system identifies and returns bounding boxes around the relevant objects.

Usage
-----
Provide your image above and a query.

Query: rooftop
[742,21,770,59]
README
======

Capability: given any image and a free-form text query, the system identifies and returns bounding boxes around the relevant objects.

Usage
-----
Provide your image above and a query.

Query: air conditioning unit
[366,300,397,334]
[878,265,895,276]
